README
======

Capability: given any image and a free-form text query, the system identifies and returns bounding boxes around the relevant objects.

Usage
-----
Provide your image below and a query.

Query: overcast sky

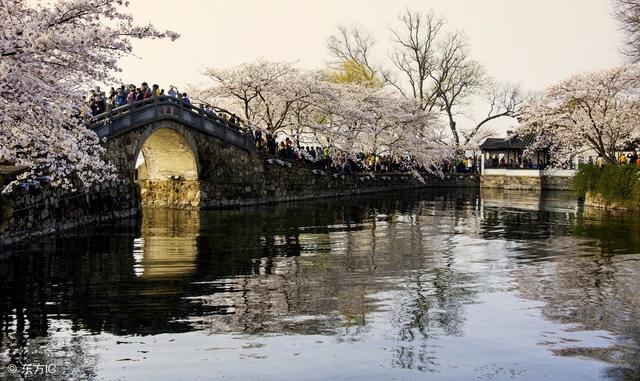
[121,0,623,88]
[119,0,624,134]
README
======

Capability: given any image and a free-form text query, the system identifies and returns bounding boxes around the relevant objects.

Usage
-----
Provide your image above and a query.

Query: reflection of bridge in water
[134,208,200,279]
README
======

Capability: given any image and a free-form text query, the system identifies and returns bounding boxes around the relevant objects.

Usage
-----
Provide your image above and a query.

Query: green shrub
[573,163,640,207]
[572,164,600,198]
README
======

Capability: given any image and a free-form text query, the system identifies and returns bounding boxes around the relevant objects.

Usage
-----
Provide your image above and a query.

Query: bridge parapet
[88,96,254,151]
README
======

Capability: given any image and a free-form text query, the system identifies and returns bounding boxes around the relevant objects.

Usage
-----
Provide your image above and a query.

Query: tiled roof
[479,134,536,150]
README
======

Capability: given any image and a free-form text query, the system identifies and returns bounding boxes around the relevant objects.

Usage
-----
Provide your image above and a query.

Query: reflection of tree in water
[0,327,100,381]
[391,266,477,372]
[512,206,640,380]
[573,205,640,255]
[476,190,640,380]
[356,191,481,372]
[574,209,640,381]
[182,189,482,357]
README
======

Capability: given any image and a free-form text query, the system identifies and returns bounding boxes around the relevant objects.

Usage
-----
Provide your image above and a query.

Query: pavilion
[479,133,549,176]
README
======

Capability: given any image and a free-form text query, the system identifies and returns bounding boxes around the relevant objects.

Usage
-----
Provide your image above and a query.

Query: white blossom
[0,0,178,192]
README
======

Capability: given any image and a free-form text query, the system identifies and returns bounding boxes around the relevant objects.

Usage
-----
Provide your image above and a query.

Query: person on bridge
[115,88,127,107]
[267,133,277,155]
[182,93,191,106]
[168,85,178,98]
[139,82,150,99]
[127,86,136,104]
[90,87,106,116]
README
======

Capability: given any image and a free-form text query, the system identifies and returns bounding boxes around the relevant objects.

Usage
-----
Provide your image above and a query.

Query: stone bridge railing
[88,96,254,151]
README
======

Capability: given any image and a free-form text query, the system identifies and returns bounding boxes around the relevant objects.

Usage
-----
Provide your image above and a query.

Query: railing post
[177,94,183,120]
[128,101,133,126]
[199,104,205,131]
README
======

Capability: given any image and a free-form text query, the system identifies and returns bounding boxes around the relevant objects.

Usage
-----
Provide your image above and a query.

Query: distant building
[479,133,549,174]
[478,133,574,191]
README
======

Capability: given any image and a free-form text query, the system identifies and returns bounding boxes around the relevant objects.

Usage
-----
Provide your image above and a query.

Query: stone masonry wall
[481,175,572,191]
[0,180,140,249]
[481,175,542,191]
[584,191,640,210]
[199,161,479,208]
[136,167,479,209]
[541,176,573,191]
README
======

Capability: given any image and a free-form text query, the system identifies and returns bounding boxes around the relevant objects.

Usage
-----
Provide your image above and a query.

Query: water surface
[1,189,639,380]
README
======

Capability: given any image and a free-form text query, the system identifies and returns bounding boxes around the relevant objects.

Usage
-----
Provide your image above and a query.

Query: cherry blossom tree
[519,65,640,165]
[199,61,328,134]
[0,0,179,192]
[312,83,452,171]
[195,60,452,172]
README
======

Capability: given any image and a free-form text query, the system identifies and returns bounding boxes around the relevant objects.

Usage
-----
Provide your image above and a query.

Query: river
[0,188,638,381]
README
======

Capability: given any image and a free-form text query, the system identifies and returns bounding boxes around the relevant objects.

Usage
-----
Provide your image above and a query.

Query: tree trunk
[448,116,461,156]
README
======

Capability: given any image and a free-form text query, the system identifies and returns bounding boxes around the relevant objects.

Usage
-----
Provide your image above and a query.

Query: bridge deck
[88,97,254,151]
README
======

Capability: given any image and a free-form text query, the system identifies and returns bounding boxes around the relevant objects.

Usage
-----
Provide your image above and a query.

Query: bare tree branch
[615,0,640,62]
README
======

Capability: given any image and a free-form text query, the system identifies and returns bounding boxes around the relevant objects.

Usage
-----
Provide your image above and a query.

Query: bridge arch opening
[135,127,201,209]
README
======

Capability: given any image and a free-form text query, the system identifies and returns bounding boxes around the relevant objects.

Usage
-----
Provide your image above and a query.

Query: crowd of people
[616,152,640,166]
[485,156,547,170]
[251,129,452,174]
[452,157,479,173]
[88,82,191,116]
[88,82,252,135]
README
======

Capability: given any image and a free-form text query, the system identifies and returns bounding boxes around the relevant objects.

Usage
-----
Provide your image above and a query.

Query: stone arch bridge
[90,96,274,208]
